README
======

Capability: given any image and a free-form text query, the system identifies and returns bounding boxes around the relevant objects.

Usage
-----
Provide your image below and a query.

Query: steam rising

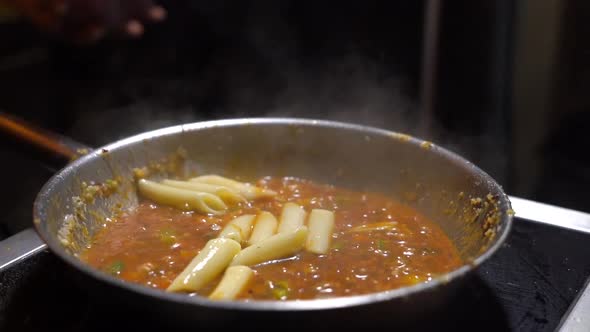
[66,1,424,145]
[234,56,417,131]
[68,53,418,146]
[63,2,503,183]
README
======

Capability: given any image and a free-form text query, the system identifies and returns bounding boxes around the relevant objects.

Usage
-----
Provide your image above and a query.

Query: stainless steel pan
[0,117,514,327]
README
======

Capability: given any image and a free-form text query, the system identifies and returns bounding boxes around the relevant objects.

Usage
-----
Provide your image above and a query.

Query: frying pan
[0,115,514,328]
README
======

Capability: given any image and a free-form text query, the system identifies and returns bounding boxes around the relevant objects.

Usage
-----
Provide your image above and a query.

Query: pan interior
[35,119,512,301]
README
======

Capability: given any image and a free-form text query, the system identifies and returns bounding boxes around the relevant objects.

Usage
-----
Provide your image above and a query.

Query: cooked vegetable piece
[248,211,278,246]
[209,265,254,300]
[278,203,306,234]
[137,179,227,214]
[107,261,125,275]
[167,238,241,292]
[230,227,308,266]
[190,175,276,200]
[161,179,247,203]
[305,209,335,254]
[348,221,398,233]
[270,280,290,300]
[218,215,256,244]
[159,228,177,245]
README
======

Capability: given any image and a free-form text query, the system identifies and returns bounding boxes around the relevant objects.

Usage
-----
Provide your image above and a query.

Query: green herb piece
[107,261,125,275]
[376,239,387,250]
[159,228,177,245]
[331,242,344,250]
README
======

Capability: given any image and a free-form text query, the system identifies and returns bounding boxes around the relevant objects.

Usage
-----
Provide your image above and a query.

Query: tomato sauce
[81,177,463,300]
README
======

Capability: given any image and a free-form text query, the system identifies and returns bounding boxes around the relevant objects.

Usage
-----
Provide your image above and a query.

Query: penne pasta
[277,203,306,234]
[218,215,256,244]
[248,211,278,246]
[189,175,277,200]
[208,265,254,300]
[305,209,335,254]
[137,179,227,214]
[167,238,241,292]
[161,179,247,203]
[230,226,308,267]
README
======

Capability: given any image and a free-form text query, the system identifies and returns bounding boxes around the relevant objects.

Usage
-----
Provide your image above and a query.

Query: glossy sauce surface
[81,177,463,300]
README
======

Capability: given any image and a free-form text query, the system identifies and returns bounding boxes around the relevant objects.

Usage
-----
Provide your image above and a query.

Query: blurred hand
[6,0,166,43]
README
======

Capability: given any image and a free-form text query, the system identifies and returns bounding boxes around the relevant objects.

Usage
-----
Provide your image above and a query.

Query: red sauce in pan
[81,177,463,300]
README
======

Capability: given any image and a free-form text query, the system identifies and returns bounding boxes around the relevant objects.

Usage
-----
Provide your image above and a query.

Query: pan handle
[509,196,590,235]
[0,112,92,160]
[0,113,92,272]
[0,229,47,272]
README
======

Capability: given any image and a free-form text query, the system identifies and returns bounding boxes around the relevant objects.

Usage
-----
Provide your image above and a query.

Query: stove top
[1,217,589,332]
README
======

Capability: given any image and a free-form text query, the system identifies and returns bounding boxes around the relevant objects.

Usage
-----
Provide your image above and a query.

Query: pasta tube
[248,211,278,246]
[189,175,276,200]
[208,265,254,300]
[218,215,256,244]
[138,179,227,214]
[161,179,247,203]
[305,209,335,254]
[278,203,306,234]
[230,227,308,267]
[167,238,241,292]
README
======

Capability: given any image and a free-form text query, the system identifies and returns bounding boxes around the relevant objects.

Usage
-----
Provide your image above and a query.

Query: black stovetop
[1,218,588,332]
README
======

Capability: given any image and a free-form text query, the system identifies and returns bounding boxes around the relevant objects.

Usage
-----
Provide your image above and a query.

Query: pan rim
[33,117,513,311]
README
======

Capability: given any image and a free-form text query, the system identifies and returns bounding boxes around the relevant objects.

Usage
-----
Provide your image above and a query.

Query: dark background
[0,0,588,236]
[1,2,590,331]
